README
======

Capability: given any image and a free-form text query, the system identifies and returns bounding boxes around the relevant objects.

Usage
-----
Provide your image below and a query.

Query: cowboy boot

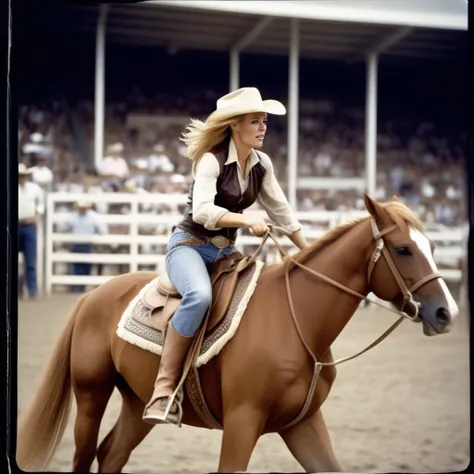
[142,323,194,426]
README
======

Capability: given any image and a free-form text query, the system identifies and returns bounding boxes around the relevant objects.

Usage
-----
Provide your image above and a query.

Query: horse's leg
[97,383,154,473]
[71,327,117,472]
[279,409,343,473]
[217,407,264,473]
[72,380,115,472]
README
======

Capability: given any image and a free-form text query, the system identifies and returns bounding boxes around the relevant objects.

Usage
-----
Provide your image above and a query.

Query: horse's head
[364,194,459,336]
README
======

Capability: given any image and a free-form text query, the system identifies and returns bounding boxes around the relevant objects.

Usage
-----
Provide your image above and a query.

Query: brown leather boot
[142,323,194,426]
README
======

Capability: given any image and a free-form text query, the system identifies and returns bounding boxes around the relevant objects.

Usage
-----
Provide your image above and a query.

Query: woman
[143,87,309,426]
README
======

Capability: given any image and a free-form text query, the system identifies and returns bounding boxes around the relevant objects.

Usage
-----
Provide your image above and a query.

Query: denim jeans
[18,223,37,297]
[166,229,236,337]
[71,243,93,293]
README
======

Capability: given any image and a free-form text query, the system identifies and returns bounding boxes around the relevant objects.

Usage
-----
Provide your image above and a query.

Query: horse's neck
[290,219,373,360]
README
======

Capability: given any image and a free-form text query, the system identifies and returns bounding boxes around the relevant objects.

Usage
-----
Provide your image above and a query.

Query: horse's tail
[16,294,86,471]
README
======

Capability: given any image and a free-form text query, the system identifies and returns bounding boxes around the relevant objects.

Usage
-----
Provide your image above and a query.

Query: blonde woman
[143,87,308,426]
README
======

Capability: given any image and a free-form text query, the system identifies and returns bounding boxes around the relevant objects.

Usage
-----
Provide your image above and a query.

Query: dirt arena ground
[17,293,470,474]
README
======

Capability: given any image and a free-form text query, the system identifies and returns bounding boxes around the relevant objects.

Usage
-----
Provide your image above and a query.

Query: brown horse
[17,195,459,473]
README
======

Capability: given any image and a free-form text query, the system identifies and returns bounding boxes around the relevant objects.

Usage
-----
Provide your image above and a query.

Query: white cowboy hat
[76,199,93,208]
[206,87,286,122]
[106,142,124,154]
[30,133,44,143]
[123,179,138,192]
[18,163,33,175]
[153,144,165,153]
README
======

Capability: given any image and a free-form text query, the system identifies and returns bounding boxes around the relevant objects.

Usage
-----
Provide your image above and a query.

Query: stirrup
[162,386,184,424]
[142,387,184,427]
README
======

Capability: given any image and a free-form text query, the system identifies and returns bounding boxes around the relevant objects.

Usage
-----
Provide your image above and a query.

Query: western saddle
[140,251,253,334]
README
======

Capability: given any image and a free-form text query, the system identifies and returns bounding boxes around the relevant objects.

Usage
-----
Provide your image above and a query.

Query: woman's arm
[193,153,261,231]
[289,229,309,250]
[193,154,271,236]
[256,152,309,249]
[192,153,232,230]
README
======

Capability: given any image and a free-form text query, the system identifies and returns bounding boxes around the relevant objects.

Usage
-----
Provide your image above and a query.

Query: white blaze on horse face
[409,227,459,319]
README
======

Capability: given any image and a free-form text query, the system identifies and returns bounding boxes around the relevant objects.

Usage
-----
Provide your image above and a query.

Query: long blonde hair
[180,115,243,172]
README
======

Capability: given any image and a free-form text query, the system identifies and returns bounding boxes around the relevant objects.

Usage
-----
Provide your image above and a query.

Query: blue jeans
[18,223,37,297]
[166,229,236,337]
[71,243,93,293]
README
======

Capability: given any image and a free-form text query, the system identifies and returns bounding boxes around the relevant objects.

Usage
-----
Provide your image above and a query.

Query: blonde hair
[180,115,243,171]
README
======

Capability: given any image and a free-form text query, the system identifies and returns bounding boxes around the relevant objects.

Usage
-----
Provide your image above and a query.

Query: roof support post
[370,26,413,55]
[364,52,378,198]
[94,4,109,171]
[287,18,299,210]
[346,26,412,64]
[229,48,239,91]
[229,16,273,92]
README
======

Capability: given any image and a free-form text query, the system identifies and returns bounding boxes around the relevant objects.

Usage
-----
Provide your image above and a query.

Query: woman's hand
[246,218,269,237]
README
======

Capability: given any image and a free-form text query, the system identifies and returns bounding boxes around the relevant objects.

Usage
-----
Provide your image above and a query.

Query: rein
[251,220,441,369]
[166,218,442,432]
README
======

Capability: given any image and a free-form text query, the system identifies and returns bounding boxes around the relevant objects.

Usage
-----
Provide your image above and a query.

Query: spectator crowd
[17,86,468,298]
[18,85,467,227]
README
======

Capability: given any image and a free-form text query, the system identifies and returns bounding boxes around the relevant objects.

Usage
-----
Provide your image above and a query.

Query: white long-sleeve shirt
[30,165,53,187]
[19,181,45,220]
[192,138,301,234]
[98,156,130,179]
[58,210,108,235]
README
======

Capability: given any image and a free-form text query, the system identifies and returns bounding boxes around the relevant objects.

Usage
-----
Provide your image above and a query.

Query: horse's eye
[395,246,412,256]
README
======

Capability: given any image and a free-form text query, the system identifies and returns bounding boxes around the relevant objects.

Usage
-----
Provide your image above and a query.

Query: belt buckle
[210,235,230,248]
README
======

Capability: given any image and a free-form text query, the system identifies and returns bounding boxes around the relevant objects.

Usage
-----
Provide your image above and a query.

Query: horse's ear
[364,193,377,216]
[364,193,392,227]
[391,194,400,202]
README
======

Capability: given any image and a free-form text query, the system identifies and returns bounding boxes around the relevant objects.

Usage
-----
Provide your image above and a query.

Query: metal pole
[229,48,240,92]
[288,18,299,210]
[94,5,109,171]
[365,52,378,198]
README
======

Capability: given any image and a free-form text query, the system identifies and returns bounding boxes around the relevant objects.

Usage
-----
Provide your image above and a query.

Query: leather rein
[168,219,441,432]
[248,220,442,369]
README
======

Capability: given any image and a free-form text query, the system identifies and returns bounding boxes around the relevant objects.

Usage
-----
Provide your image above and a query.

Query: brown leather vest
[176,142,266,243]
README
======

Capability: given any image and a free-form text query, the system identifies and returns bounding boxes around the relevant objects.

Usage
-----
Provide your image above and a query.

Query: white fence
[36,192,466,295]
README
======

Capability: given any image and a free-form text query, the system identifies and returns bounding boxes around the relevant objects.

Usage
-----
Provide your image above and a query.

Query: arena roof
[17,1,468,62]
[150,0,468,30]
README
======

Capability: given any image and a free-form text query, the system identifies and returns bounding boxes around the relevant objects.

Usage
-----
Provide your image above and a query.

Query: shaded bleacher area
[19,85,467,229]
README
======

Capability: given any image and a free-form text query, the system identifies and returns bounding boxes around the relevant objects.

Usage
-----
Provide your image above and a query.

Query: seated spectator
[98,142,130,189]
[148,144,175,173]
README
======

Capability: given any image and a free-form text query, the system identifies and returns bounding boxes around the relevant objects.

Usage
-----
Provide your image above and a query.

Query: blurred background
[14,1,468,299]
[13,3,470,474]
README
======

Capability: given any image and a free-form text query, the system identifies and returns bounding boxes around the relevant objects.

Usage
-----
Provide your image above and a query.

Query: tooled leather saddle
[139,251,253,335]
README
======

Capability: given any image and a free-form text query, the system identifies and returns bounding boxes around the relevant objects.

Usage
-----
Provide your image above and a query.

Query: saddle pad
[117,260,264,367]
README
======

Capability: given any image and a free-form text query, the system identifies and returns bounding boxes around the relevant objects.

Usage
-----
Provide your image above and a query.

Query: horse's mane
[284,200,423,269]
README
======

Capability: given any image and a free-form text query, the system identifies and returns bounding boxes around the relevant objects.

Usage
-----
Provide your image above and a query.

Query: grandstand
[14,1,468,295]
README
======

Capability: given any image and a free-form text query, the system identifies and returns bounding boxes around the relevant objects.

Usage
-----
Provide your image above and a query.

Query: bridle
[254,219,443,369]
[367,219,442,323]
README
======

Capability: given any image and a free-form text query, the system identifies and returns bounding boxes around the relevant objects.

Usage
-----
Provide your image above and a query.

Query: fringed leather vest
[177,142,266,243]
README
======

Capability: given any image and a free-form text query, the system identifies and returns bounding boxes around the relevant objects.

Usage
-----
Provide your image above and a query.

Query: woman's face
[231,112,268,149]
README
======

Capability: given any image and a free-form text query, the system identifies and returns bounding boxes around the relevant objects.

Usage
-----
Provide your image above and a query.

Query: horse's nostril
[436,307,450,325]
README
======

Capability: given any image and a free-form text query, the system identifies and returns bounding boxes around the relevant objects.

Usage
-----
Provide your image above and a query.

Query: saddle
[140,251,251,334]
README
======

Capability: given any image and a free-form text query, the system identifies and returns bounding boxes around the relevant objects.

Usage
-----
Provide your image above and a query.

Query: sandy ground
[16,293,470,473]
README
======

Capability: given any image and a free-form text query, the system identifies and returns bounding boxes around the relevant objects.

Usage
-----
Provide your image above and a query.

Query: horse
[17,195,459,473]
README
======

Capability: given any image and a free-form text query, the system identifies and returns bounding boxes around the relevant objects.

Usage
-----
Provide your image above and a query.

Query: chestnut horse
[17,196,459,473]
